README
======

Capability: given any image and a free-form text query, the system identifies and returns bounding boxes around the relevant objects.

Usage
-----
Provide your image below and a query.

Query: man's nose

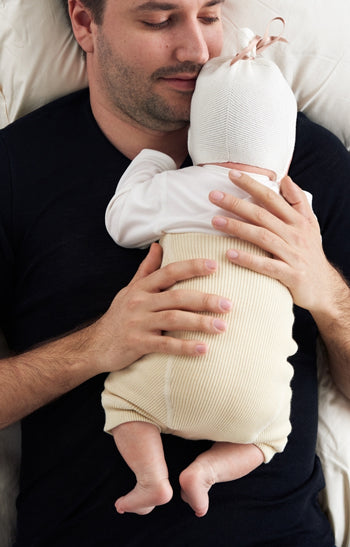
[174,20,210,65]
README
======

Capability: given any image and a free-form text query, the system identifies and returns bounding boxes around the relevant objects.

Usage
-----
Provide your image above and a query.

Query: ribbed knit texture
[188,55,297,181]
[103,233,296,461]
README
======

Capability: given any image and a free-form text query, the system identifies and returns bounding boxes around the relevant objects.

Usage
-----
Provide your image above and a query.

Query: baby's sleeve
[105,149,177,249]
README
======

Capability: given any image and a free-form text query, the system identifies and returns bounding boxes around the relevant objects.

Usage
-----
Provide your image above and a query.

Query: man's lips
[159,74,198,92]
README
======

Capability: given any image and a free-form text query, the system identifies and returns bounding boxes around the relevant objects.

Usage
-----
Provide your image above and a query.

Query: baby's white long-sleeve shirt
[105,148,282,249]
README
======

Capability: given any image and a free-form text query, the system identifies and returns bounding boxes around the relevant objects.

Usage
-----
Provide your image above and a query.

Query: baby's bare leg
[112,422,173,515]
[179,442,264,517]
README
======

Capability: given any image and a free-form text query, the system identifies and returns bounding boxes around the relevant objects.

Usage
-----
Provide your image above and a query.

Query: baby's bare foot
[115,478,173,515]
[179,461,215,518]
[180,443,264,517]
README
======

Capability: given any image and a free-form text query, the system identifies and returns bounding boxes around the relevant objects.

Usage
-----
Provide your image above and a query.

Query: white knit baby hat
[188,18,297,181]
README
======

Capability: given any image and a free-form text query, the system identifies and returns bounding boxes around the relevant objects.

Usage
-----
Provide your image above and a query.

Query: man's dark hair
[60,0,106,25]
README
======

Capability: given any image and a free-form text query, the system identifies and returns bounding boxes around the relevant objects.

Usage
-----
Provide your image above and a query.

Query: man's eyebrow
[135,2,180,10]
[135,0,225,11]
[206,0,225,6]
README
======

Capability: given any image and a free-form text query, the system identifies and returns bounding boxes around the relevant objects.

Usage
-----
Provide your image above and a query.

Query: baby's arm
[105,149,177,248]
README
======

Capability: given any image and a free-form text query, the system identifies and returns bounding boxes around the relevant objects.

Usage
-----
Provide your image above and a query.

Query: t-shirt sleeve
[290,113,350,280]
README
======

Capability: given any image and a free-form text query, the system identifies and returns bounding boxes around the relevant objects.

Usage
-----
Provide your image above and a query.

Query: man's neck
[90,94,189,167]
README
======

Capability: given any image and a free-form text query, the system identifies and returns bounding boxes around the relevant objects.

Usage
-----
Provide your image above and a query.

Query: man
[0,0,349,545]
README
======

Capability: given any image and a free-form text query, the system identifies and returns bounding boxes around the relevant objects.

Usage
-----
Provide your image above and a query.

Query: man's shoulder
[0,88,101,180]
[0,88,90,144]
[295,112,349,164]
[293,112,350,188]
[0,86,128,201]
[292,112,350,244]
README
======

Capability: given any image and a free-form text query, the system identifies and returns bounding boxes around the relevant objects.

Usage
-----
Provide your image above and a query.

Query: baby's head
[188,23,297,181]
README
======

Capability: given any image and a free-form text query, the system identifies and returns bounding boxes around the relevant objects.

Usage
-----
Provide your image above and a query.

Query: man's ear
[68,0,94,53]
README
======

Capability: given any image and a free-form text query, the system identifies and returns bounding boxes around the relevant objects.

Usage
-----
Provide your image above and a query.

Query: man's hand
[91,242,232,374]
[209,171,338,314]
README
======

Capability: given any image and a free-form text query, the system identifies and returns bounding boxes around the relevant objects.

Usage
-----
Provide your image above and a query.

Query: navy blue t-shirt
[1,88,349,546]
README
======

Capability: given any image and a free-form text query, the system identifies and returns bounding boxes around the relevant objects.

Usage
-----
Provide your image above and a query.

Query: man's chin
[141,89,192,131]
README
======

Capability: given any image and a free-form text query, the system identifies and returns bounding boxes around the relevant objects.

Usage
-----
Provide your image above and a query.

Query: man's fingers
[131,243,163,282]
[280,176,317,223]
[210,170,314,228]
[227,170,290,220]
[154,289,232,314]
[209,171,319,251]
[143,257,218,292]
[209,175,288,238]
[150,308,228,335]
[145,334,209,357]
[225,247,290,285]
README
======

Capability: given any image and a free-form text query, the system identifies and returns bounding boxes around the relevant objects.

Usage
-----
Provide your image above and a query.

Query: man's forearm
[0,324,100,429]
[312,267,350,400]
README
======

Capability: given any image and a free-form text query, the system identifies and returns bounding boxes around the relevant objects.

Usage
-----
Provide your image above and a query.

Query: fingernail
[227,250,238,259]
[230,169,242,178]
[219,298,232,311]
[212,216,227,227]
[205,259,217,271]
[213,319,227,332]
[196,344,207,354]
[210,190,224,201]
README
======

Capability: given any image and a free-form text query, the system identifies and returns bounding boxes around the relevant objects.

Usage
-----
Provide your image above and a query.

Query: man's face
[90,0,224,131]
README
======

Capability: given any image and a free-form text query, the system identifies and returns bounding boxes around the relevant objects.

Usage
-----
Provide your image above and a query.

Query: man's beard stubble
[96,33,203,131]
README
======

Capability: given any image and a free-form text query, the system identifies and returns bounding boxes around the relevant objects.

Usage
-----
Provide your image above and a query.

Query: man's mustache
[152,62,203,80]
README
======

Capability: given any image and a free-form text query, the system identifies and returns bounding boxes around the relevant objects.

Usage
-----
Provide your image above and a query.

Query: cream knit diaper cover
[102,233,296,462]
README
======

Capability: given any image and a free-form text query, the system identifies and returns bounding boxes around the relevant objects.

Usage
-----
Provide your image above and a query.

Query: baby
[102,20,308,518]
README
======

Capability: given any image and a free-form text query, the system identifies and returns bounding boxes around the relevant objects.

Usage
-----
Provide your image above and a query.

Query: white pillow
[0,2,349,546]
[222,0,350,151]
[316,342,350,547]
[1,0,350,151]
[0,0,87,127]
